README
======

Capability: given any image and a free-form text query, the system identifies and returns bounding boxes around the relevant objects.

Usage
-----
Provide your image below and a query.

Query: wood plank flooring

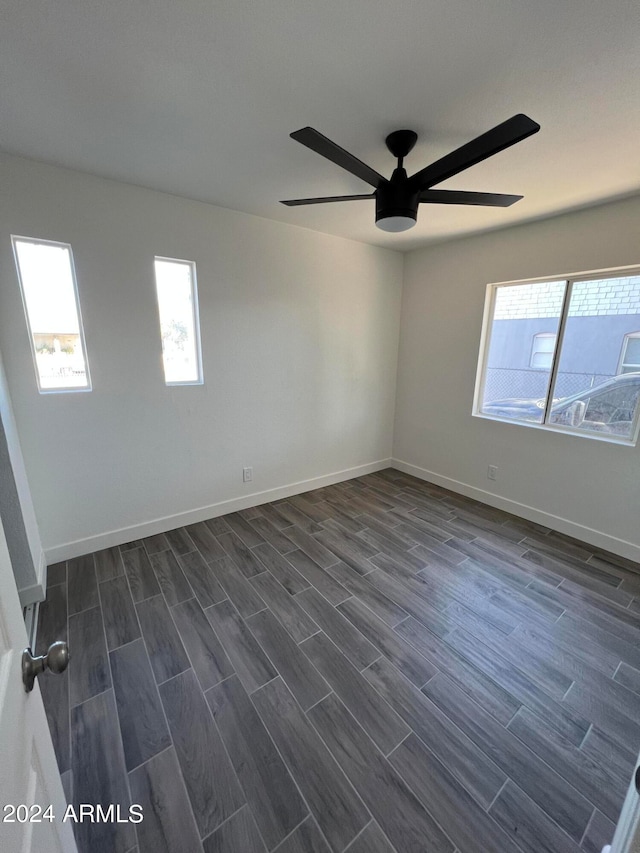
[37,469,640,853]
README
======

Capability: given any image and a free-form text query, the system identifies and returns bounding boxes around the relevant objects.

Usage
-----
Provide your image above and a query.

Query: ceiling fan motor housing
[375,168,420,228]
[282,115,540,231]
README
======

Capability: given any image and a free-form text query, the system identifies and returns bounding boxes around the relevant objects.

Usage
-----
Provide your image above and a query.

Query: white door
[610,755,640,853]
[0,513,77,852]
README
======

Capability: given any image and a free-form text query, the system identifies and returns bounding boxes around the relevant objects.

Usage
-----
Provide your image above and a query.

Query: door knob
[22,641,70,693]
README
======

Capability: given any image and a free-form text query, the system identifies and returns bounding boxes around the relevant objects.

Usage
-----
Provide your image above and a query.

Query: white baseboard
[45,458,392,563]
[391,458,640,564]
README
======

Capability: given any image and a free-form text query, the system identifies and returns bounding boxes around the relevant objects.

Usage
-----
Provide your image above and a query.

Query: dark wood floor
[36,469,640,853]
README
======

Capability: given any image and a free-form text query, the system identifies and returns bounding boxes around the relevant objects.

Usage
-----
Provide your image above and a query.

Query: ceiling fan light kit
[375,214,417,233]
[281,114,540,232]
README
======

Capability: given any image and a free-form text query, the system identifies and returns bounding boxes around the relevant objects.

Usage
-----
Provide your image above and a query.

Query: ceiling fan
[281,114,540,232]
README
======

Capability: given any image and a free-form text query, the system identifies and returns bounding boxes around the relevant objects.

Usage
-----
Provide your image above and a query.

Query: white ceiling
[1,0,639,250]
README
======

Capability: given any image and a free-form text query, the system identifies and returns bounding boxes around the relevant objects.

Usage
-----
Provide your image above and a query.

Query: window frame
[11,235,92,394]
[618,331,640,374]
[473,265,640,446]
[153,255,204,387]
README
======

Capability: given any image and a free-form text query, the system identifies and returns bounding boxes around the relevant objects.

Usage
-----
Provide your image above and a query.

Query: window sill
[38,386,92,395]
[473,411,639,447]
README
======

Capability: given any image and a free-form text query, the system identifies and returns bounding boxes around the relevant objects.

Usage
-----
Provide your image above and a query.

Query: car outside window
[549,380,640,438]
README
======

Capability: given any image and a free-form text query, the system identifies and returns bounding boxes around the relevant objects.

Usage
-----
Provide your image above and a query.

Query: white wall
[0,154,403,560]
[3,151,638,565]
[394,195,640,560]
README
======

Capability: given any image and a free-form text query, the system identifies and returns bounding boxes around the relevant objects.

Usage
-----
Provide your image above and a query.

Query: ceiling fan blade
[408,114,540,191]
[290,127,386,189]
[419,189,522,207]
[280,194,374,206]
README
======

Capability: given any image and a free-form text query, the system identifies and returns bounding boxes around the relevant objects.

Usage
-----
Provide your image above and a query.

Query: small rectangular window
[153,257,203,385]
[620,333,640,374]
[530,333,556,370]
[475,270,640,444]
[12,236,91,393]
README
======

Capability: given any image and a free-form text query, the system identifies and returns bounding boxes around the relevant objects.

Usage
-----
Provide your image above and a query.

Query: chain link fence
[483,369,613,403]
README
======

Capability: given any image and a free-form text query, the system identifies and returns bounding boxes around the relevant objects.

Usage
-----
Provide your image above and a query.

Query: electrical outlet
[243,467,253,483]
[487,464,498,481]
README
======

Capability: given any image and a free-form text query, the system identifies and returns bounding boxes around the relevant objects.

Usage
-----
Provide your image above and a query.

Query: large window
[475,270,640,443]
[153,257,203,385]
[12,236,91,392]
